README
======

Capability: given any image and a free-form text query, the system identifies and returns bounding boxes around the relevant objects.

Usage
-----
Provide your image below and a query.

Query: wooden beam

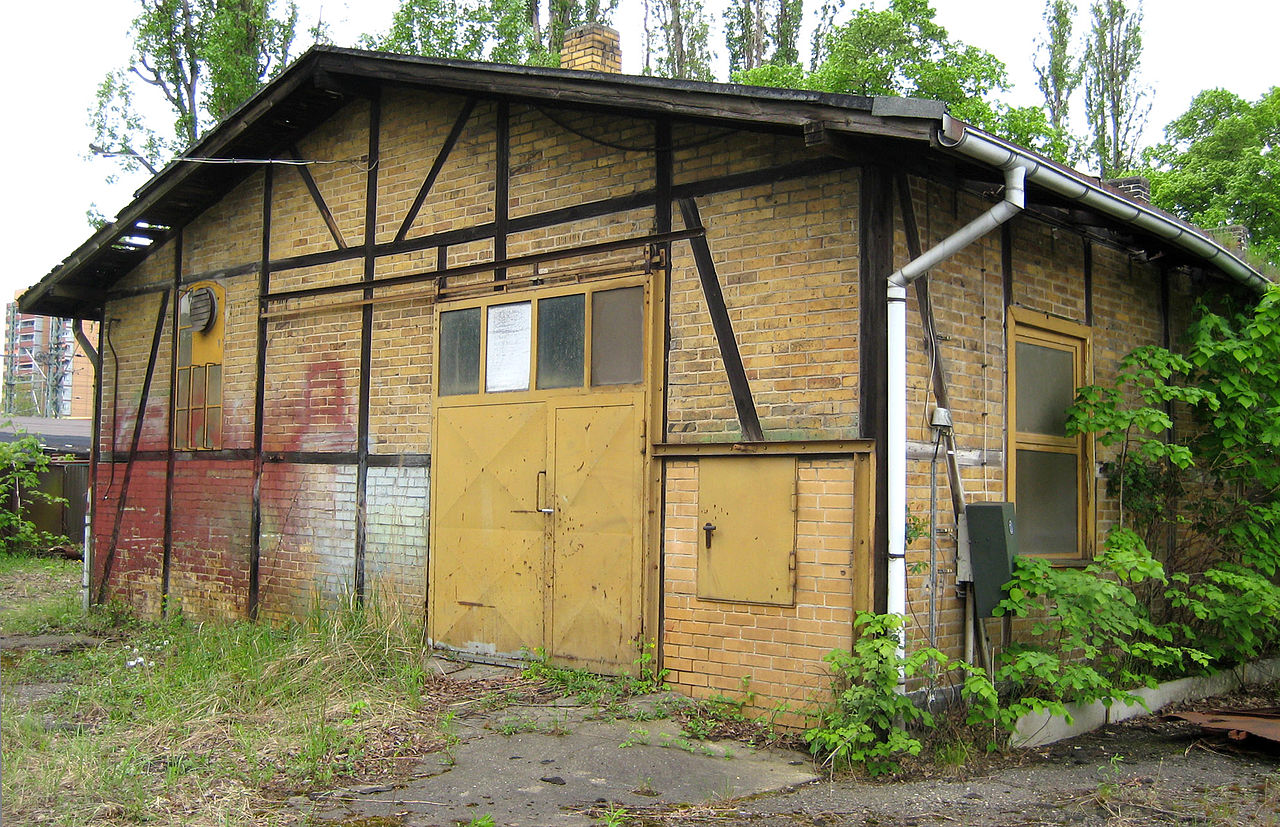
[265,228,700,304]
[355,90,381,605]
[396,98,477,243]
[97,291,170,605]
[859,164,893,615]
[289,145,347,249]
[248,165,273,620]
[495,101,510,283]
[676,198,764,443]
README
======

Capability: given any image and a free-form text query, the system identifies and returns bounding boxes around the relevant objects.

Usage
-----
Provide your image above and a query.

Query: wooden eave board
[21,47,937,318]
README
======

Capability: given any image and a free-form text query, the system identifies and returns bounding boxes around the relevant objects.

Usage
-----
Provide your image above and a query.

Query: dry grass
[0,559,535,826]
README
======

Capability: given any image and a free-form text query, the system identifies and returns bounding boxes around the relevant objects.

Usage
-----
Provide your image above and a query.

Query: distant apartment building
[3,296,97,419]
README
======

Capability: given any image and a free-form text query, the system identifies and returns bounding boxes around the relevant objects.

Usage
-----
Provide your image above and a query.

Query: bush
[0,428,68,555]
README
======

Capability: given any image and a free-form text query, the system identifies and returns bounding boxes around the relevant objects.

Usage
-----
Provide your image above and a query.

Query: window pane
[178,328,192,367]
[190,408,206,449]
[1016,449,1078,557]
[206,407,222,448]
[206,364,222,406]
[591,286,643,386]
[175,410,189,448]
[175,368,190,410]
[486,302,532,393]
[537,294,585,389]
[1016,341,1075,436]
[190,365,206,408]
[439,307,481,396]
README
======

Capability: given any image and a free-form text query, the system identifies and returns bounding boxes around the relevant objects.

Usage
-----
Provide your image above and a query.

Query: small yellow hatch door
[696,456,797,606]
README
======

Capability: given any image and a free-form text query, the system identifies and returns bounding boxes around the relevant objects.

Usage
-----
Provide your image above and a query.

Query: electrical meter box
[966,502,1017,617]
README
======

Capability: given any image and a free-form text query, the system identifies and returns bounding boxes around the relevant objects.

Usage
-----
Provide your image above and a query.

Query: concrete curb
[1011,656,1280,748]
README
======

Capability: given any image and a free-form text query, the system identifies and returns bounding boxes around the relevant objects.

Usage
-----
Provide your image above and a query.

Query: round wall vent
[188,287,218,333]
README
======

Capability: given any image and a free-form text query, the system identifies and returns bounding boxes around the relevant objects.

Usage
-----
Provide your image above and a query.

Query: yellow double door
[429,396,644,673]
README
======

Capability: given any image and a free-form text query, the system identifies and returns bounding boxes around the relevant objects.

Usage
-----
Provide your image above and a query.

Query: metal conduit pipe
[885,158,1027,681]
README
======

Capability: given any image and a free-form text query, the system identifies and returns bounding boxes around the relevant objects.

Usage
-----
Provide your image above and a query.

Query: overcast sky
[2,0,1272,312]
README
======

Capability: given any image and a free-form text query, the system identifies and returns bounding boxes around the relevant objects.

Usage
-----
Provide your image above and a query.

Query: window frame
[174,281,225,451]
[434,276,647,404]
[1007,306,1093,561]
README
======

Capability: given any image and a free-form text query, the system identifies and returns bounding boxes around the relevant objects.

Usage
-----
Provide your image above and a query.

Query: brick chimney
[1105,175,1151,203]
[560,24,621,73]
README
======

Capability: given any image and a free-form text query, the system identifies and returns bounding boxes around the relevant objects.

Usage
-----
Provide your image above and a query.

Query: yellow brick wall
[185,171,264,275]
[378,91,496,243]
[895,176,1176,665]
[666,168,861,441]
[663,458,867,728]
[509,106,652,218]
[269,100,371,261]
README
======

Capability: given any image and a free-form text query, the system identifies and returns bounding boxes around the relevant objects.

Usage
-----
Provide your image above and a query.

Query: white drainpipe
[885,142,1028,673]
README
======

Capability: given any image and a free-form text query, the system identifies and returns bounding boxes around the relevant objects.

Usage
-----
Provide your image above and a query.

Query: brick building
[3,297,98,419]
[20,28,1267,720]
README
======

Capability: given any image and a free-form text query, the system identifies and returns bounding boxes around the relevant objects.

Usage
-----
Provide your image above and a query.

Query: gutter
[938,116,1269,295]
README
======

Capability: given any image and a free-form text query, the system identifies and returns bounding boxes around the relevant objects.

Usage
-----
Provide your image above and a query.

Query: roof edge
[938,115,1270,294]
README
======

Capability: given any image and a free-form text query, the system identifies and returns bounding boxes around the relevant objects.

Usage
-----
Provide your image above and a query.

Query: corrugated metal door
[549,401,643,672]
[430,402,549,659]
[430,398,644,670]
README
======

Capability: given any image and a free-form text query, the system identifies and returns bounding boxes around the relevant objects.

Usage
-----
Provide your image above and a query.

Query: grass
[0,553,533,826]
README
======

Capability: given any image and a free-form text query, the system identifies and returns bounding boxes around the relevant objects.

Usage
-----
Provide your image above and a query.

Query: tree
[642,0,714,80]
[90,0,300,179]
[724,0,801,74]
[1145,87,1280,269]
[736,0,1060,154]
[365,0,618,66]
[1033,0,1083,162]
[1083,0,1149,176]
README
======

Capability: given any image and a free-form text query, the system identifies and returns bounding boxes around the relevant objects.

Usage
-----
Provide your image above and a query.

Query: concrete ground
[295,662,1280,827]
[295,663,818,826]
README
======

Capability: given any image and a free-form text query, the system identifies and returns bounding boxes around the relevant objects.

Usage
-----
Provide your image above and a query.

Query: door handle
[703,522,716,549]
[537,471,553,515]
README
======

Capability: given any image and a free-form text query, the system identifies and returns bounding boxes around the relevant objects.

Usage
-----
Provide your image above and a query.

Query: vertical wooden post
[249,167,274,620]
[859,164,893,614]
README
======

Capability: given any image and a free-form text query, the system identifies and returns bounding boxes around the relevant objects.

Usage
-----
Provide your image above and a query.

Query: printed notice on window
[486,302,531,392]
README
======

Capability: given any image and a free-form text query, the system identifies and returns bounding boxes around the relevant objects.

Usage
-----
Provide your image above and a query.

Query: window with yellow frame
[175,282,225,450]
[1007,306,1092,559]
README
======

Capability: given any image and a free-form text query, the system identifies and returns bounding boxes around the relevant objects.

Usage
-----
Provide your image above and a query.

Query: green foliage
[0,431,68,555]
[1033,0,1083,151]
[1145,87,1280,271]
[1067,286,1280,667]
[90,0,306,182]
[1083,0,1150,176]
[641,0,714,80]
[804,612,961,775]
[734,0,1061,154]
[367,0,618,66]
[724,0,802,73]
[985,530,1207,722]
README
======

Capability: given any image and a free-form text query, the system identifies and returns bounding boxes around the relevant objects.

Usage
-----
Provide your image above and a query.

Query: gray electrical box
[966,502,1017,617]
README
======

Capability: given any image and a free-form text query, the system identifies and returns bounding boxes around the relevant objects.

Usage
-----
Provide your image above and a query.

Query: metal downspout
[886,160,1027,675]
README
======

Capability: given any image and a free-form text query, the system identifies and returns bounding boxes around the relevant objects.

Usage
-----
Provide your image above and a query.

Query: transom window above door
[438,283,644,397]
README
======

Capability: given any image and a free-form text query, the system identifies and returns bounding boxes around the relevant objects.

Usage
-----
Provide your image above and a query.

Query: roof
[20,46,1267,318]
[0,417,92,457]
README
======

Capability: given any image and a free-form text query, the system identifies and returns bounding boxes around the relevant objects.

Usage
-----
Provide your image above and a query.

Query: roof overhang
[21,46,1266,318]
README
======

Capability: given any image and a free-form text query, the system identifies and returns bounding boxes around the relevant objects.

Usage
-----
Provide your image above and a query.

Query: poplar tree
[366,0,619,66]
[642,0,714,80]
[1083,0,1150,176]
[89,0,301,178]
[1034,0,1082,139]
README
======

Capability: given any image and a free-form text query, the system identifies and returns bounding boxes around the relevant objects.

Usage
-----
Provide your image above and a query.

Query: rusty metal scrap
[1166,708,1280,743]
